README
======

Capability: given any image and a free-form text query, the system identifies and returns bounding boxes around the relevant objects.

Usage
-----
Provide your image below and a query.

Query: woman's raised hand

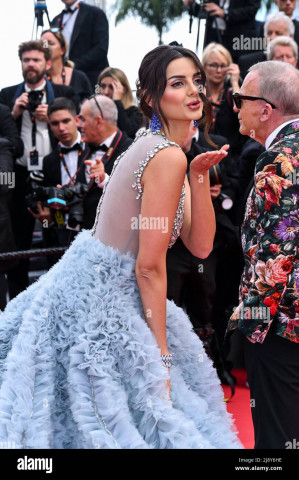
[112,78,125,101]
[190,145,229,177]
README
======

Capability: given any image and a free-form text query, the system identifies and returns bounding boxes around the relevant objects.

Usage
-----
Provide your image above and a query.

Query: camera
[188,0,211,17]
[26,182,88,228]
[209,163,233,211]
[27,90,44,112]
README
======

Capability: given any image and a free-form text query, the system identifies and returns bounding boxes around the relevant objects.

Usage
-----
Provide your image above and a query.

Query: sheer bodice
[91,129,185,257]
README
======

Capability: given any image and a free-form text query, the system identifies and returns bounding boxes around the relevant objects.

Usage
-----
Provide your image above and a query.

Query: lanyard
[59,143,84,185]
[99,129,123,166]
[59,2,80,30]
[29,89,45,150]
[31,114,37,150]
[47,66,66,85]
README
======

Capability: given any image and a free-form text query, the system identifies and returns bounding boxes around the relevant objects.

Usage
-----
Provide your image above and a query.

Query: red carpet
[222,369,254,449]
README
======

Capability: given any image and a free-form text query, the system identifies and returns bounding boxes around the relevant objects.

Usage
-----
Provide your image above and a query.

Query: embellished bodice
[92,129,185,257]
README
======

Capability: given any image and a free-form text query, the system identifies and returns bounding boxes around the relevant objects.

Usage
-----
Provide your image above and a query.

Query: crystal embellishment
[132,131,185,248]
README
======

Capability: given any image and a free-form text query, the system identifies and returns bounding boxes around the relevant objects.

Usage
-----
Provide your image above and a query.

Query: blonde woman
[202,42,246,157]
[97,67,144,138]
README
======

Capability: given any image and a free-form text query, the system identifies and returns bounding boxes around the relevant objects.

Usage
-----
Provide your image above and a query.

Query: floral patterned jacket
[228,122,299,343]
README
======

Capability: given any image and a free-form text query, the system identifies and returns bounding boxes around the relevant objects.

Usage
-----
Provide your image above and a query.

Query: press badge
[27,150,43,171]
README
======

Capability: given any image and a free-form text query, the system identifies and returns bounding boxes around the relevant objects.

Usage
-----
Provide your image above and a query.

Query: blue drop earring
[149,111,163,132]
[193,120,199,128]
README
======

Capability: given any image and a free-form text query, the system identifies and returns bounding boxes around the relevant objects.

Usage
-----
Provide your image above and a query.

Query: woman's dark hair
[47,97,77,118]
[136,45,214,144]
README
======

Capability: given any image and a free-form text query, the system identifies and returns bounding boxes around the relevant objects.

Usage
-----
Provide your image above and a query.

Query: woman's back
[92,129,184,257]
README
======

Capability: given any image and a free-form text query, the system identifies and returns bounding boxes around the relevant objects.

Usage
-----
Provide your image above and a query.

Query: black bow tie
[88,143,108,153]
[60,143,81,155]
[63,7,75,14]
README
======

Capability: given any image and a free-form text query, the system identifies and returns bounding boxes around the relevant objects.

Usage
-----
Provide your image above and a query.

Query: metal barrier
[0,247,67,261]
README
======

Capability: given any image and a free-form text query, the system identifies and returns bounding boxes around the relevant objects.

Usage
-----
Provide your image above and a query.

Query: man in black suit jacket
[0,40,75,299]
[184,0,261,61]
[51,0,109,88]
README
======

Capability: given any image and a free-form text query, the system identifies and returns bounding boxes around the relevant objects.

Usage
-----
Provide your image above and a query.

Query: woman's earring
[149,111,162,132]
[193,120,199,128]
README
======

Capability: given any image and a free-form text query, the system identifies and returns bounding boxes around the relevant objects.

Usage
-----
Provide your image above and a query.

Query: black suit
[0,79,75,299]
[51,2,109,87]
[238,50,266,81]
[204,0,261,61]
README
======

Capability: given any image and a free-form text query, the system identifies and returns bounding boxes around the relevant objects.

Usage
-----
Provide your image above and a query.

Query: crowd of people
[0,0,298,451]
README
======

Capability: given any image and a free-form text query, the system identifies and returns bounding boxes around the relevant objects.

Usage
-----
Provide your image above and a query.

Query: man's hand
[35,104,49,123]
[84,157,105,184]
[204,2,225,18]
[28,201,52,224]
[210,183,222,200]
[12,93,29,119]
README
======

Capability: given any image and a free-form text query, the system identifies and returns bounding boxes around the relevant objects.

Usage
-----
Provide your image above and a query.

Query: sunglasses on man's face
[232,93,277,110]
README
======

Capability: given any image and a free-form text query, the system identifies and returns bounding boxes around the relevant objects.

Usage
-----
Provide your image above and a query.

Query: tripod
[189,1,223,59]
[32,0,51,39]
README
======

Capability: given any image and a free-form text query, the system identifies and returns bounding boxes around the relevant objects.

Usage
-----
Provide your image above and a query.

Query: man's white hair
[267,35,298,60]
[248,61,299,114]
[85,95,118,125]
[264,12,295,37]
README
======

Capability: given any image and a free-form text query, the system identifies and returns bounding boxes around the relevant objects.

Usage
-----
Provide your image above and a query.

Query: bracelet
[161,354,173,368]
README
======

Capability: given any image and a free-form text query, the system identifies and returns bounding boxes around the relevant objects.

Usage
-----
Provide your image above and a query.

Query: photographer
[27,97,106,266]
[184,1,261,61]
[0,40,75,299]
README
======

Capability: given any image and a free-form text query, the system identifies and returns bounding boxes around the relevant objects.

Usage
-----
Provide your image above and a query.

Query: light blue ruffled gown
[0,130,242,449]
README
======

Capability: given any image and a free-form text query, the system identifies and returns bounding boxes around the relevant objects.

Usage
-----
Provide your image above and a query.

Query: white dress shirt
[17,80,52,170]
[61,0,81,56]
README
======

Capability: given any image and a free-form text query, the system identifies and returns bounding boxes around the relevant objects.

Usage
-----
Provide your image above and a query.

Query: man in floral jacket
[228,60,299,449]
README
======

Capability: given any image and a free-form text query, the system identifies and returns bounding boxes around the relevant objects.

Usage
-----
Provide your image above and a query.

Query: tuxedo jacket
[228,122,299,343]
[42,131,133,229]
[0,80,75,150]
[51,2,109,87]
[205,0,261,60]
[238,51,266,82]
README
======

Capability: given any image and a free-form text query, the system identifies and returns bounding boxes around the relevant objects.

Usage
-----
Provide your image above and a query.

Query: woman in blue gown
[0,45,241,449]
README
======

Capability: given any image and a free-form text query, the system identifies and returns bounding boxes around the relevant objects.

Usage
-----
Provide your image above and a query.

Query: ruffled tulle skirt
[0,230,241,449]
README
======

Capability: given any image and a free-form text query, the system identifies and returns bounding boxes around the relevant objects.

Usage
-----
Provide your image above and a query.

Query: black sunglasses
[89,95,104,118]
[232,93,277,109]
